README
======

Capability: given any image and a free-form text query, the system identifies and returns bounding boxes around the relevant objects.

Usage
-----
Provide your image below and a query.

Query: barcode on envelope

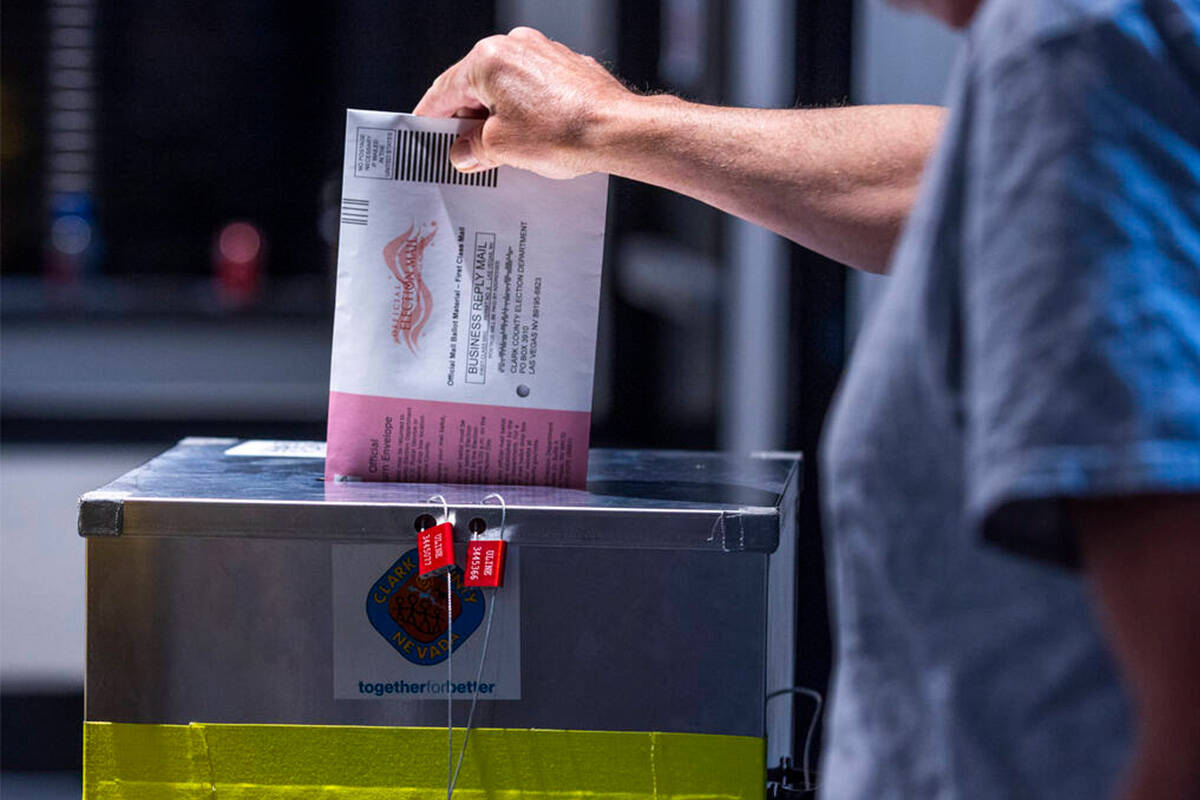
[395,130,499,187]
[341,197,368,226]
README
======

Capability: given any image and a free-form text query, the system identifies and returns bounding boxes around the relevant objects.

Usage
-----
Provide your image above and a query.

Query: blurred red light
[218,221,262,264]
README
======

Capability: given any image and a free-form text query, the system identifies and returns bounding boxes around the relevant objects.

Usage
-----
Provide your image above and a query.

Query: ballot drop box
[79,438,802,799]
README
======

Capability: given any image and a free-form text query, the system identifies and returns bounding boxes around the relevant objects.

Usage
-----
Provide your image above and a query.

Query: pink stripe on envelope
[325,391,591,489]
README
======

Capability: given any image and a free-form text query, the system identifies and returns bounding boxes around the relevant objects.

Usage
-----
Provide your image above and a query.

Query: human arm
[414,27,944,273]
[1074,496,1200,800]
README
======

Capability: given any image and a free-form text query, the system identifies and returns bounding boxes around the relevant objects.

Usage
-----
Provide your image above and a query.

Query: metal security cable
[447,492,507,798]
[446,568,454,799]
[764,686,823,792]
[425,493,455,800]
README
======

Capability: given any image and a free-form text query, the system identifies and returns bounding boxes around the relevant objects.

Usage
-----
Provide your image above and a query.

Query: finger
[507,25,547,41]
[413,58,485,118]
[417,34,513,117]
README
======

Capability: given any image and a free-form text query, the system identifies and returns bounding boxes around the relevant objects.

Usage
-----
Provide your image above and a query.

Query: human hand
[413,27,635,179]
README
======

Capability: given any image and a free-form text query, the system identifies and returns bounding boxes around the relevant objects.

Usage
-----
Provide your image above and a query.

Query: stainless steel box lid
[78,438,801,553]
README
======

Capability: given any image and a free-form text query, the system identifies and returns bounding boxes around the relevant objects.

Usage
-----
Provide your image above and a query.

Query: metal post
[721,0,795,455]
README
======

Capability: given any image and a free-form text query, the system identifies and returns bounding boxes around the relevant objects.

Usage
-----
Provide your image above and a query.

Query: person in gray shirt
[416,1,1200,797]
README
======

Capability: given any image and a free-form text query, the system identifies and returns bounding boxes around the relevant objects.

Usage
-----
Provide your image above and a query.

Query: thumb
[449,136,479,171]
[449,122,500,173]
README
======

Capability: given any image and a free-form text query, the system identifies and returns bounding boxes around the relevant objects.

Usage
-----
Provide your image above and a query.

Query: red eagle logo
[387,571,464,644]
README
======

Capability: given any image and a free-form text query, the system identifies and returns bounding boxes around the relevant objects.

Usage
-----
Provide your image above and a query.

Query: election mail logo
[365,548,484,666]
[383,221,436,354]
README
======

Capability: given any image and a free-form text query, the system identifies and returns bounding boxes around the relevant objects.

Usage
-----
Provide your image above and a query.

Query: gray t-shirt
[820,0,1200,797]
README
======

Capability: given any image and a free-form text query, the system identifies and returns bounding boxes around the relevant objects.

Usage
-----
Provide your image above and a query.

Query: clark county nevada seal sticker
[365,548,485,665]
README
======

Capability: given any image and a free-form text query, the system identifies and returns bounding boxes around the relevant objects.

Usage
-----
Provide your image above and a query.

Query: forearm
[589,95,946,273]
[415,28,944,274]
[1075,494,1200,800]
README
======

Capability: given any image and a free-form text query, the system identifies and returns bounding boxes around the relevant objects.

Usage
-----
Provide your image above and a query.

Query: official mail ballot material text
[326,109,609,488]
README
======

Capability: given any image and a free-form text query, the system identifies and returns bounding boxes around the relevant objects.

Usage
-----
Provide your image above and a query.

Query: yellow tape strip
[84,722,764,799]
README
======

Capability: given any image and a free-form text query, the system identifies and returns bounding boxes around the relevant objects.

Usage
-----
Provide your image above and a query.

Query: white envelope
[326,109,609,488]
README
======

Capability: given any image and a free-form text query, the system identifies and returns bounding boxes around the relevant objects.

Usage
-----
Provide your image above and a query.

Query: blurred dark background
[0,0,959,795]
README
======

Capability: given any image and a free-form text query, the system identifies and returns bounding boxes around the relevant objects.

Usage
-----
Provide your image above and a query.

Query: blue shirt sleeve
[964,5,1200,565]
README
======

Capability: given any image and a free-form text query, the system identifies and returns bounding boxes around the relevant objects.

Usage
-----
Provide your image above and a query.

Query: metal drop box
[80,438,802,779]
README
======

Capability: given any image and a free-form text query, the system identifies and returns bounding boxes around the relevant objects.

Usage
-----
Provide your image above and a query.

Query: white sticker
[332,543,521,700]
[224,440,326,458]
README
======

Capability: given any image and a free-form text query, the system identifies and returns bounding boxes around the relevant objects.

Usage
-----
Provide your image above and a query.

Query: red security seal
[464,539,506,587]
[417,521,455,576]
